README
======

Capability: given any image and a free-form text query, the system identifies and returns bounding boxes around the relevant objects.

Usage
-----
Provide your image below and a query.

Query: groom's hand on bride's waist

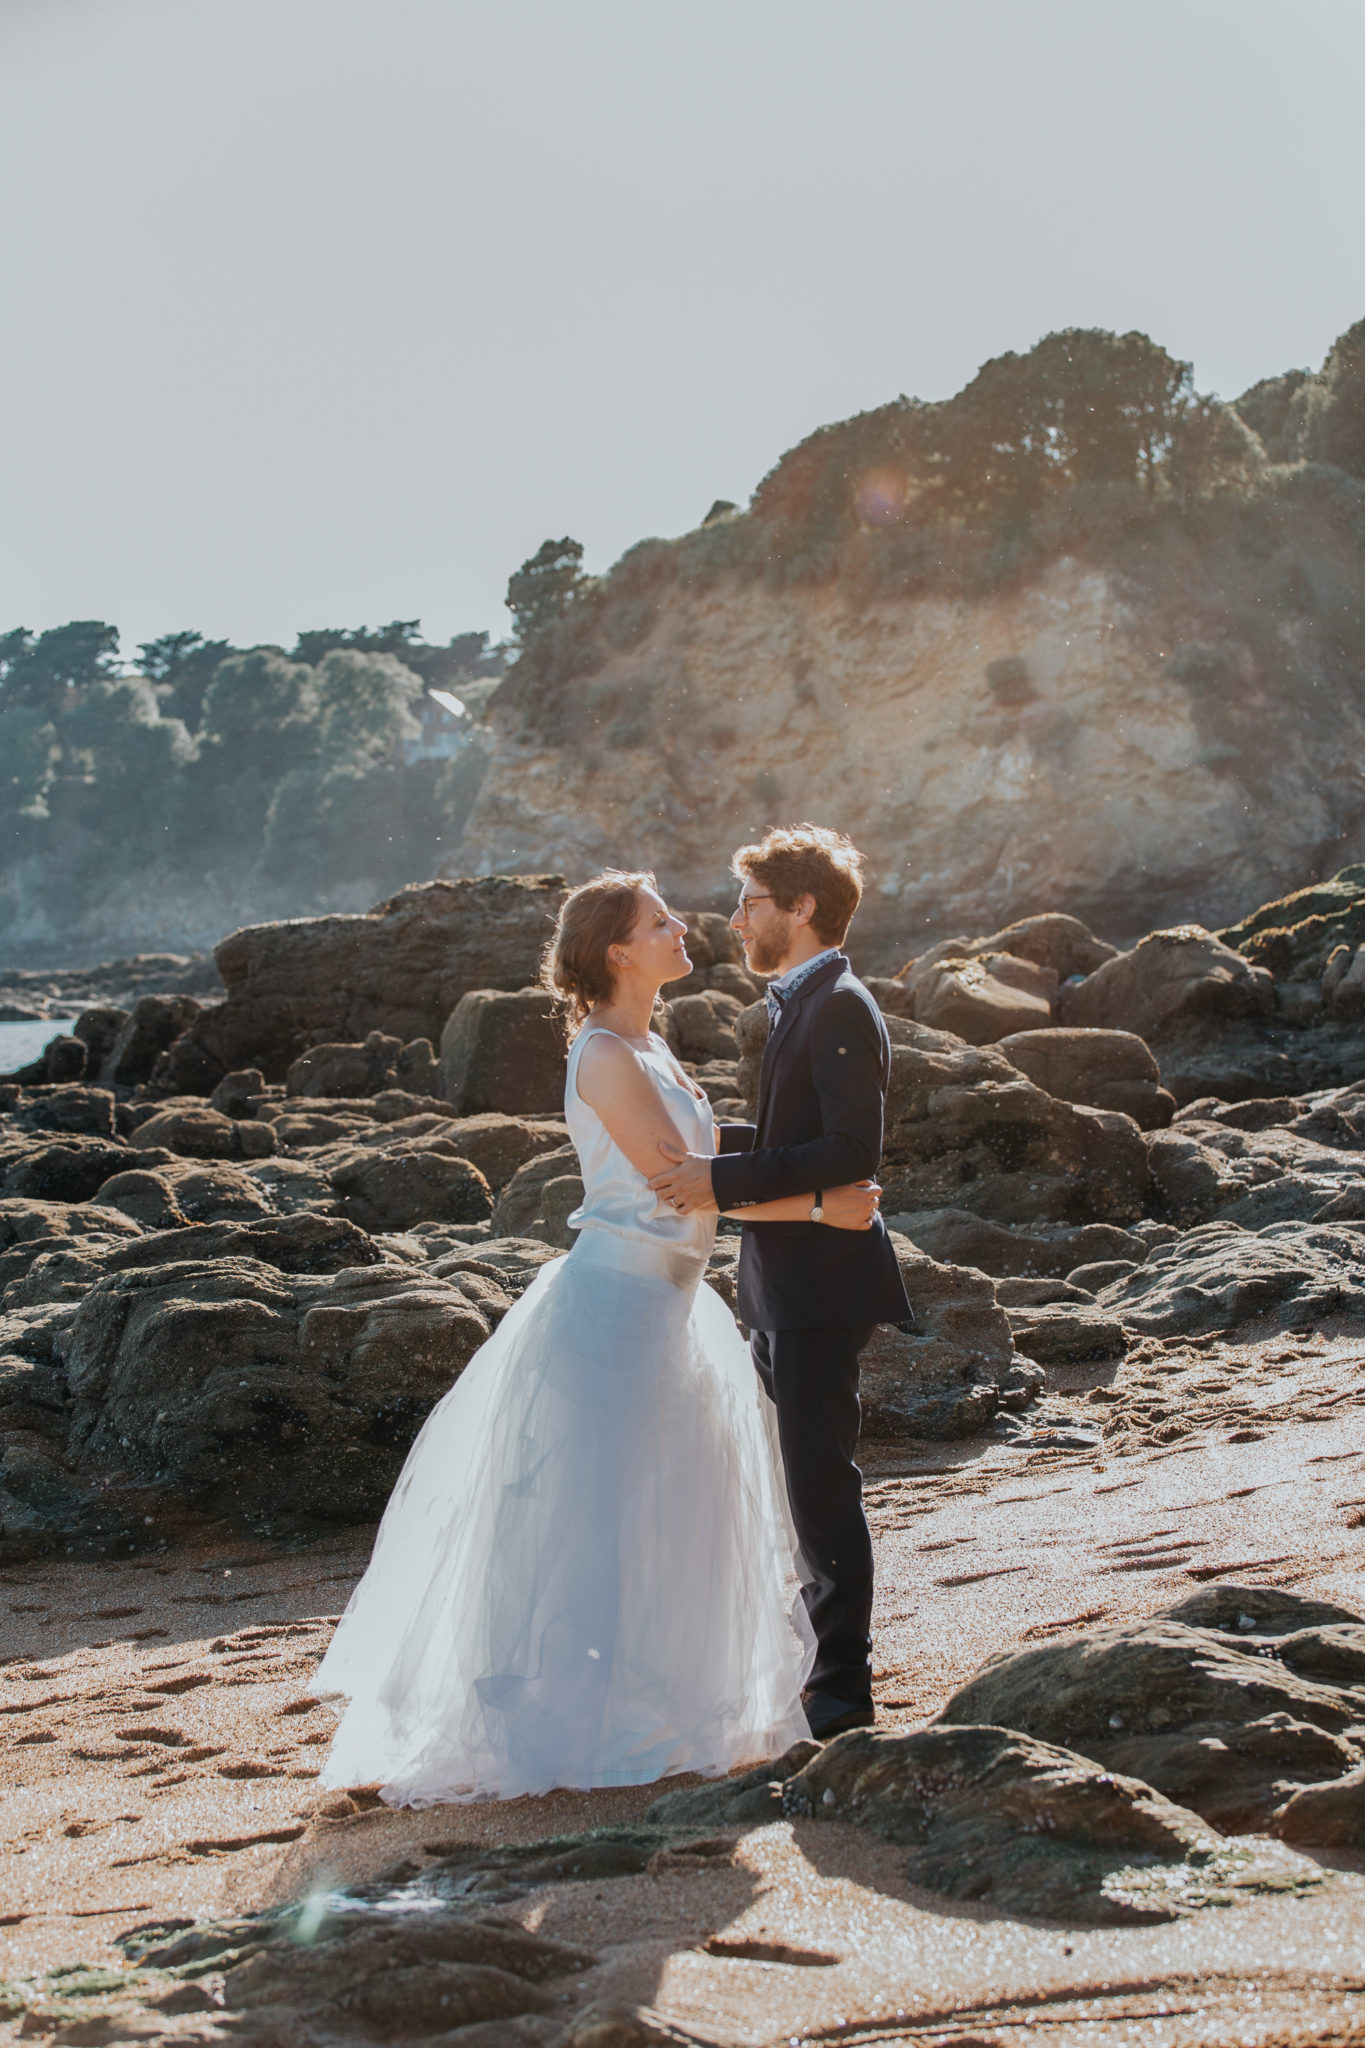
[649,1141,718,1215]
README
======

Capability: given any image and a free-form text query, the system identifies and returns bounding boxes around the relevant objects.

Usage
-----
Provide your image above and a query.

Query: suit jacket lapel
[755,954,848,1129]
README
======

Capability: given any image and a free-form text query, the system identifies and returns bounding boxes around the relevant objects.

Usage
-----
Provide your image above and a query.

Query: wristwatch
[809,1191,824,1223]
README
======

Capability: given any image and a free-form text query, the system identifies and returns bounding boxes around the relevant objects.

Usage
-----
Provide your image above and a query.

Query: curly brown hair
[540,869,657,1038]
[731,823,864,946]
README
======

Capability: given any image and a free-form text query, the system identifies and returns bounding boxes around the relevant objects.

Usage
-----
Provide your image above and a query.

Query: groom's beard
[745,913,796,977]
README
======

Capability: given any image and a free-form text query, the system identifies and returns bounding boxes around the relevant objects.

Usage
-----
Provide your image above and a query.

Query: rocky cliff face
[456,543,1365,968]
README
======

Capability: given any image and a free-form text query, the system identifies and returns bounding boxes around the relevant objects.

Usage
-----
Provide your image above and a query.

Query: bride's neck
[588,979,661,1041]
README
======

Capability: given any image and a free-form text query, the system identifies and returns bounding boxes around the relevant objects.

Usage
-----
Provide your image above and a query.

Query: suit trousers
[750,1323,877,1704]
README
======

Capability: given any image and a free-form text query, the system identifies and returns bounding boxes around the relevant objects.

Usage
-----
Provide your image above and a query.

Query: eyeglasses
[734,894,774,920]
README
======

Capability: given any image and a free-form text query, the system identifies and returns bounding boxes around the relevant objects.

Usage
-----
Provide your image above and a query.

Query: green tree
[506,537,589,645]
[313,648,425,769]
[1306,316,1365,479]
[0,621,120,718]
[137,630,235,731]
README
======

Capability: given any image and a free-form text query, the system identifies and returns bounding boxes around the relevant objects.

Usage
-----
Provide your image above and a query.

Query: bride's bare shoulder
[573,1028,646,1106]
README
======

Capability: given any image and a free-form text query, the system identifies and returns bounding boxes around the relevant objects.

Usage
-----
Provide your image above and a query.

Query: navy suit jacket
[709,954,912,1332]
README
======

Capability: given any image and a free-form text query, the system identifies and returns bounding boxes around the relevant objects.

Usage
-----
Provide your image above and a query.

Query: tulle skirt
[316,1227,812,1805]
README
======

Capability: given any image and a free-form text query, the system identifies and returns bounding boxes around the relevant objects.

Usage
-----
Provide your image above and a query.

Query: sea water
[0,1019,75,1071]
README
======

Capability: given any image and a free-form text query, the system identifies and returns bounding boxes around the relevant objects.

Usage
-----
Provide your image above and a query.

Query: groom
[650,824,910,1740]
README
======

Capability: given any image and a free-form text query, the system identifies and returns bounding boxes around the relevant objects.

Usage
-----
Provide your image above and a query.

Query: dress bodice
[563,1026,717,1256]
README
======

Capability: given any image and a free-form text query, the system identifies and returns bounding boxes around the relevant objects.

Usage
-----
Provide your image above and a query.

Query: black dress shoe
[802,1689,876,1740]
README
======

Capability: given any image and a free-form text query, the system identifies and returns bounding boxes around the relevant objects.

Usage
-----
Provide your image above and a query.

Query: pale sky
[3,0,1364,657]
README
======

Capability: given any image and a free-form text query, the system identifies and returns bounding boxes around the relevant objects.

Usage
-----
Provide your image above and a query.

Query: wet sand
[4,1332,1365,2044]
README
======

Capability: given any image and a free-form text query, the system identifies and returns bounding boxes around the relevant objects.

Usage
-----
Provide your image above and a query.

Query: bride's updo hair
[541,869,657,1037]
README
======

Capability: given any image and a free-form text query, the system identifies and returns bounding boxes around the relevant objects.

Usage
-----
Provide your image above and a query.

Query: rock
[1161,1583,1365,1636]
[997,1028,1175,1130]
[938,1590,1365,1831]
[88,1168,192,1231]
[909,951,1055,1044]
[663,911,749,998]
[394,1035,442,1095]
[95,1158,278,1226]
[663,990,743,1062]
[60,1255,494,1526]
[1272,1767,1365,1848]
[285,1031,403,1098]
[966,913,1119,984]
[328,1143,493,1234]
[885,1208,1147,1278]
[863,976,915,1017]
[1059,926,1275,1041]
[879,1024,1150,1225]
[209,1067,267,1117]
[1067,1258,1139,1291]
[0,1197,144,1294]
[491,1146,585,1246]
[440,988,568,1115]
[1097,1220,1365,1337]
[1221,864,1365,983]
[71,1004,129,1072]
[172,875,567,1087]
[1005,1305,1127,1364]
[734,998,770,1112]
[409,1113,570,1191]
[11,1086,117,1139]
[859,1235,1040,1439]
[994,1276,1094,1306]
[40,1035,88,1083]
[1146,1115,1365,1228]
[1,1136,131,1204]
[128,1105,278,1160]
[654,1723,1218,1925]
[99,993,202,1086]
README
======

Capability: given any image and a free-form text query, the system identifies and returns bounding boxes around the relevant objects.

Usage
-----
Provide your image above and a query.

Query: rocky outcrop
[879,1023,1150,1225]
[938,1587,1365,1835]
[650,1724,1226,1925]
[996,1027,1175,1129]
[285,1032,403,1098]
[858,1233,1042,1438]
[1096,1221,1365,1337]
[168,875,567,1088]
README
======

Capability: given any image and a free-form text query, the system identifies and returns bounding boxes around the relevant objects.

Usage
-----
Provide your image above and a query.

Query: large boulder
[879,1022,1150,1225]
[1096,1220,1365,1337]
[0,1196,144,1293]
[328,1141,493,1233]
[60,1255,494,1525]
[651,1723,1219,1925]
[169,875,567,1087]
[938,1588,1365,1833]
[859,1233,1042,1439]
[491,1145,584,1246]
[99,993,203,1087]
[1,1135,133,1204]
[409,1113,569,1192]
[1059,926,1275,1041]
[285,1032,402,1098]
[93,1158,278,1226]
[886,1207,1150,1278]
[997,1027,1175,1130]
[664,989,743,1063]
[128,1105,278,1161]
[907,951,1055,1044]
[440,988,568,1115]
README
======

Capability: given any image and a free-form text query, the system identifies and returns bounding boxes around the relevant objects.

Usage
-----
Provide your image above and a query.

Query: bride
[316,870,880,1804]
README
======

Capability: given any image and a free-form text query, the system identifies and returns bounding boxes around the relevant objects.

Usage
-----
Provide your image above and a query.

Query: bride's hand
[821,1180,881,1231]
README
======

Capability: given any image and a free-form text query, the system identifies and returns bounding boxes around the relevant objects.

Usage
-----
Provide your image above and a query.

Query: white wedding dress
[316,1025,811,1805]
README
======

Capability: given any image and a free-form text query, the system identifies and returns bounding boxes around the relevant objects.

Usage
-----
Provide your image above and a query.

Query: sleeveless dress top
[564,1025,717,1258]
